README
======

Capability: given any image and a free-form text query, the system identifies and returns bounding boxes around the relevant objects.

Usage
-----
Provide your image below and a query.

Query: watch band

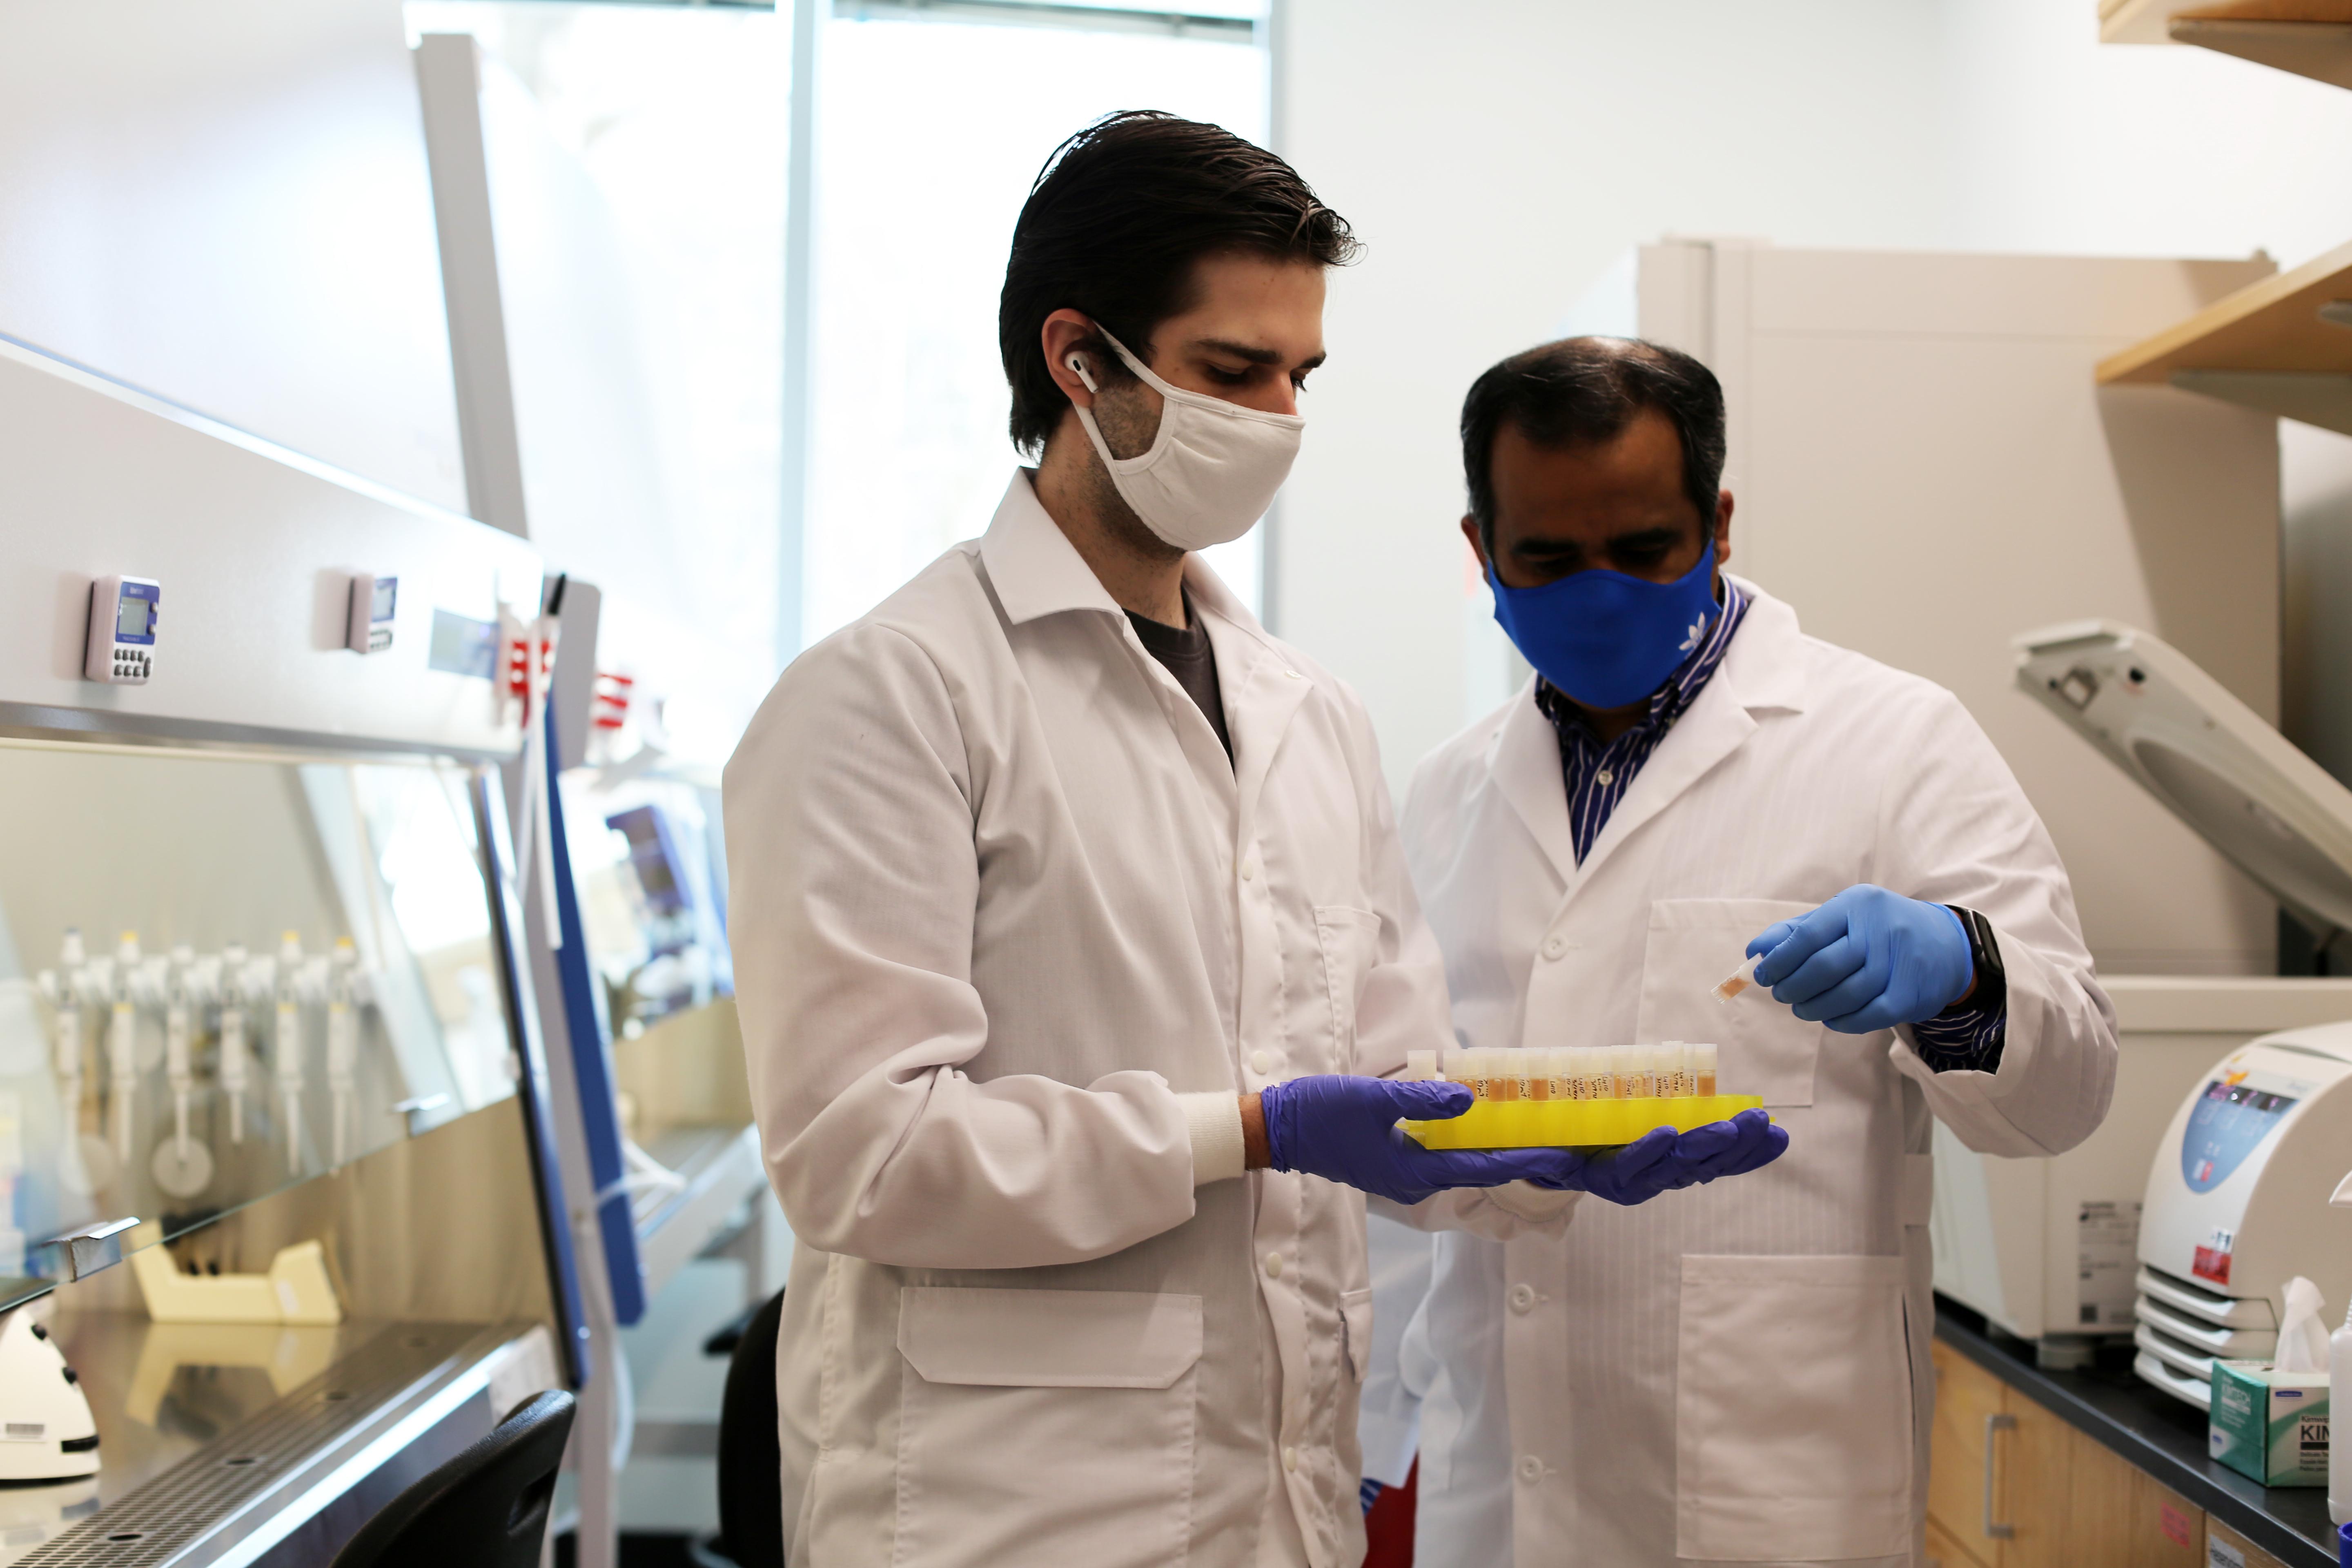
[1944,905,2006,1016]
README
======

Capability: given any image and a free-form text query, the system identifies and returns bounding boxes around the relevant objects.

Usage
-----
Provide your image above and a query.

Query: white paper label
[2207,1533,2246,1568]
[2077,1199,2141,1328]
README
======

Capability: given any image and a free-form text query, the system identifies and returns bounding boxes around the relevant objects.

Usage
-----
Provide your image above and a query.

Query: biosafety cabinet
[0,336,586,1563]
[1554,241,2313,1359]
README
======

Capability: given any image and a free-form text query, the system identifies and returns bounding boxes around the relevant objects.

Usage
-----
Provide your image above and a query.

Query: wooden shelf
[2097,238,2352,435]
[2101,0,2352,87]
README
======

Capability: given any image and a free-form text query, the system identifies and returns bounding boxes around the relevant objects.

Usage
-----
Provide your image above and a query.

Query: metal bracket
[48,1216,141,1281]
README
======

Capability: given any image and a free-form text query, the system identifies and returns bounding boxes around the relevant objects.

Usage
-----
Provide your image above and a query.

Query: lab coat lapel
[1570,577,1807,892]
[1489,683,1580,891]
[1188,561,1309,829]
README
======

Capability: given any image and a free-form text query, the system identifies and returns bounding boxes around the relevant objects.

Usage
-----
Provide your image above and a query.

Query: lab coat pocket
[1341,1286,1374,1383]
[1314,904,1382,1068]
[1637,898,1825,1107]
[894,1287,1201,1568]
[1673,1254,1912,1562]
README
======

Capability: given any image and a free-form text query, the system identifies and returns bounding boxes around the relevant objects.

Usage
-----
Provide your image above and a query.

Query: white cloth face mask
[1067,327,1305,552]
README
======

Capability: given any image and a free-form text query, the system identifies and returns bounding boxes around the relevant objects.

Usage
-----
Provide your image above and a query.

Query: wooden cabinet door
[2204,1518,2287,1568]
[2058,1424,2140,1568]
[1929,1341,2011,1563]
[1999,1395,2077,1568]
[1926,1513,1990,1568]
[2123,1470,2203,1568]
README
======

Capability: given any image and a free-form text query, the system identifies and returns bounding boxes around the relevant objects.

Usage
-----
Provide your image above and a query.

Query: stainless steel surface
[635,1126,766,1301]
[0,338,539,758]
[4,1316,552,1566]
[47,1223,138,1283]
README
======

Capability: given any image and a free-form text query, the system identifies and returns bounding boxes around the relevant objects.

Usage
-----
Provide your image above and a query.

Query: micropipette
[325,938,358,1167]
[150,945,213,1198]
[35,931,89,1195]
[107,933,143,1163]
[217,942,250,1145]
[274,932,306,1176]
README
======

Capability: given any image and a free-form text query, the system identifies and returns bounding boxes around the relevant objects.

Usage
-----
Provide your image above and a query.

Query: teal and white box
[2208,1359,2328,1487]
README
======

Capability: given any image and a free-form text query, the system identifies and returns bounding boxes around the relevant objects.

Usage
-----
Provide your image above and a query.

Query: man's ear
[1460,514,1490,577]
[1041,309,1100,410]
[1712,489,1734,572]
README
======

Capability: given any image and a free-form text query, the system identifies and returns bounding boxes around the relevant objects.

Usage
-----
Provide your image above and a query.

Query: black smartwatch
[1942,905,2006,1017]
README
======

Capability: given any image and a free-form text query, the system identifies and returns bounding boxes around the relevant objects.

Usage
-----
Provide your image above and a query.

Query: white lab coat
[1391,577,2117,1568]
[724,472,1539,1568]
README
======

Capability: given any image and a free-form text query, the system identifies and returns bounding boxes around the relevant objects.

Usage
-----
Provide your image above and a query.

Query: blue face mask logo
[1488,542,1719,710]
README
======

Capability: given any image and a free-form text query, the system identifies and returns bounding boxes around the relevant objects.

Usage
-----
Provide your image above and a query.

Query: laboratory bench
[1933,1296,2338,1568]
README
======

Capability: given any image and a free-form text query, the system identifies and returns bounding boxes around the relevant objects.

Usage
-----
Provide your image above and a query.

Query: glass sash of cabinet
[0,739,525,1311]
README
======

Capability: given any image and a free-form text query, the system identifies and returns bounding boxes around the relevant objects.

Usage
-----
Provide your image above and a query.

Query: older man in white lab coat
[723,122,1771,1568]
[1390,338,2119,1568]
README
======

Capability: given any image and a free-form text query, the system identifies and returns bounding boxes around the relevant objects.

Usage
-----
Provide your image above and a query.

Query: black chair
[709,1288,786,1568]
[330,1388,577,1568]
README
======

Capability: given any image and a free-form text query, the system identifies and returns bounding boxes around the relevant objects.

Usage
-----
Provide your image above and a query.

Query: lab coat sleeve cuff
[1178,1091,1247,1185]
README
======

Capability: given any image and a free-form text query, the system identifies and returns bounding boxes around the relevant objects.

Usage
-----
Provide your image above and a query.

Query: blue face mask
[1489,543,1719,710]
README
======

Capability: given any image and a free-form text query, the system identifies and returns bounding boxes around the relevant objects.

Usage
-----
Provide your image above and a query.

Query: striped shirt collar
[1532,577,1752,863]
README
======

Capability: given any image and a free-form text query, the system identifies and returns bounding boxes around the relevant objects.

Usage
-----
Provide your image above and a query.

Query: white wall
[1278,0,2352,796]
[1278,0,1951,788]
[0,0,467,511]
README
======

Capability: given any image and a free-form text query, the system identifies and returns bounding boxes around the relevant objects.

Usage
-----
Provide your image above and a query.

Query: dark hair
[999,111,1358,457]
[1460,337,1727,551]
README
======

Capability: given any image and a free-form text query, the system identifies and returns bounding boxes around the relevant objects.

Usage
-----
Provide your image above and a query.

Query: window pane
[406,2,786,688]
[802,18,1269,646]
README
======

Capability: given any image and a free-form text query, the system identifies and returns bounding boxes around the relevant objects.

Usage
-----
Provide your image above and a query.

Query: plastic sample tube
[1714,952,1762,1003]
[1526,1052,1551,1101]
[1405,1049,1438,1081]
[1580,1047,1607,1101]
[1695,1043,1719,1097]
[1663,1041,1690,1097]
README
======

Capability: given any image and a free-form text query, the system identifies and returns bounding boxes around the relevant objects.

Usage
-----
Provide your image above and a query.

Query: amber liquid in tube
[1695,1042,1718,1097]
[1493,1051,1519,1102]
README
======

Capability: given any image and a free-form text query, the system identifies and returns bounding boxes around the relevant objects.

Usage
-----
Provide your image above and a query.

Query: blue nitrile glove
[1260,1076,1587,1206]
[1529,1109,1788,1203]
[1748,883,1975,1033]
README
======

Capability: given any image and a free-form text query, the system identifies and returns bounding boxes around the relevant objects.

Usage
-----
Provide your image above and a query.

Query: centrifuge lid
[2016,621,2352,941]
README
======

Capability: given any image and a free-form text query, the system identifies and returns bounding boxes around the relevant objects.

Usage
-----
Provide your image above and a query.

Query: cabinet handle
[1982,1412,2017,1541]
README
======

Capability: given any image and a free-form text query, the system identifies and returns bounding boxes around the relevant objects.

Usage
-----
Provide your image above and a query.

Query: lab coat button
[1263,1252,1283,1279]
[1508,1283,1538,1314]
[1283,1446,1298,1472]
[1250,1051,1272,1076]
[1240,854,1260,881]
[1517,1455,1544,1484]
[1541,935,1567,960]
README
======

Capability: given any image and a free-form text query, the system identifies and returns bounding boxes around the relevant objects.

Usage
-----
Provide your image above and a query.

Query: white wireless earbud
[1066,352,1100,395]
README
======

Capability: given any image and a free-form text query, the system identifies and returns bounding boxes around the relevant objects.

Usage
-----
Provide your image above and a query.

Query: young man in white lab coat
[1390,339,2120,1568]
[723,124,1776,1568]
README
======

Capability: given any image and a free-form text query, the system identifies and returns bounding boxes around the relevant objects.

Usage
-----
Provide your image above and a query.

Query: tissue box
[2208,1360,2329,1487]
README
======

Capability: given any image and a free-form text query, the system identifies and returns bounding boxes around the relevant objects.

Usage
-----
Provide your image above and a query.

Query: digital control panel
[346,572,398,655]
[83,575,159,684]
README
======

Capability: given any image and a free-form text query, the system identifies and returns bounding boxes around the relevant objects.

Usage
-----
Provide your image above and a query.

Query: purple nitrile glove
[1748,884,1974,1034]
[1258,1076,1584,1206]
[1529,1109,1788,1203]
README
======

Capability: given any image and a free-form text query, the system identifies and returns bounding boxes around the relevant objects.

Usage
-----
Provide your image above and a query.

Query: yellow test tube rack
[1396,1042,1764,1149]
[1404,1094,1766,1150]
